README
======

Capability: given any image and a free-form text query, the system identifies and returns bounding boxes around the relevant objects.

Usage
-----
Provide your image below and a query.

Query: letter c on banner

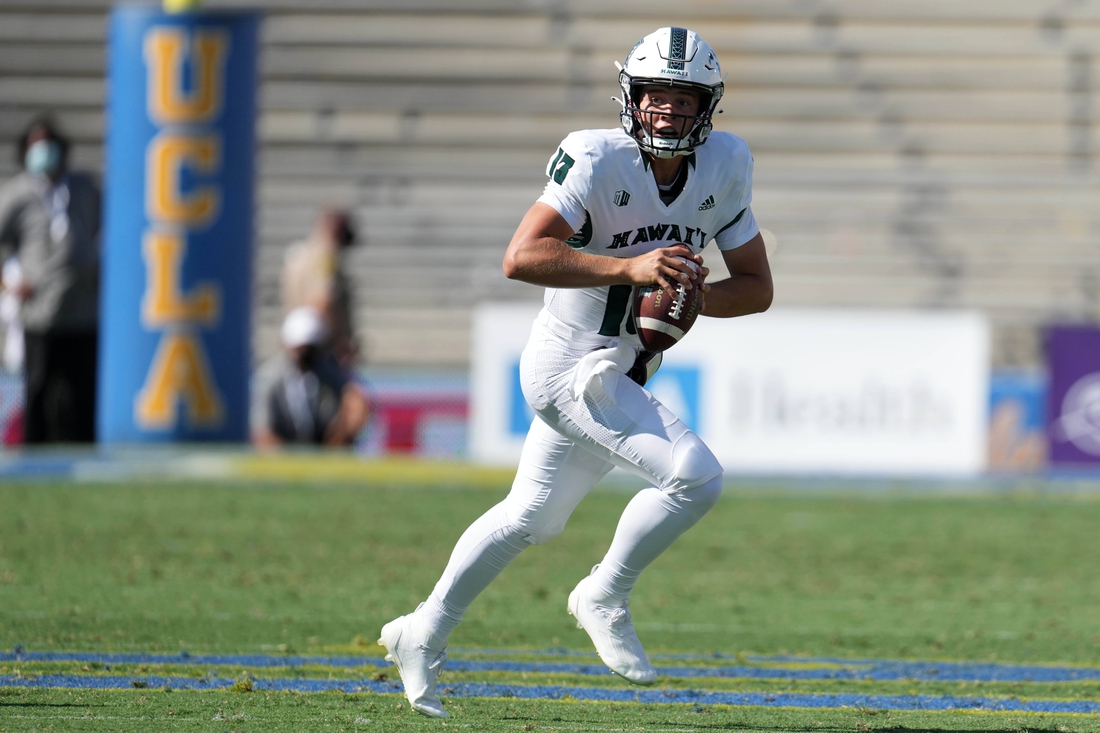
[146,133,221,226]
[144,27,229,125]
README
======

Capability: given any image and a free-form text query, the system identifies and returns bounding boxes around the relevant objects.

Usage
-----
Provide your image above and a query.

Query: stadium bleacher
[0,1,1096,368]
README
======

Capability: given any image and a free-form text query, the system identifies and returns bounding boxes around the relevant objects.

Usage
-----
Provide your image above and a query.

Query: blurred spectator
[251,306,370,448]
[281,208,359,369]
[0,117,100,443]
[1,257,25,374]
[988,399,1047,471]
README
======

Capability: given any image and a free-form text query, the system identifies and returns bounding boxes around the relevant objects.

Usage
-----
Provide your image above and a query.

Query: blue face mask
[25,139,62,177]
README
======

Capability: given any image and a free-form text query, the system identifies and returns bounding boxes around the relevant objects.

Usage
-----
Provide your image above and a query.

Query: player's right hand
[624,244,702,296]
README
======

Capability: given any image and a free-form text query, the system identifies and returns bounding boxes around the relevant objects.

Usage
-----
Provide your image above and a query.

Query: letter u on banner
[144,27,229,126]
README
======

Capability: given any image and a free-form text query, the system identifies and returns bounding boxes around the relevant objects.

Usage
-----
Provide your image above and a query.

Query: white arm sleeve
[713,206,760,250]
[536,183,587,233]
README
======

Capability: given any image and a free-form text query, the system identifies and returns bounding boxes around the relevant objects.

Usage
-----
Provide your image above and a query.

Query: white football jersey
[536,127,758,339]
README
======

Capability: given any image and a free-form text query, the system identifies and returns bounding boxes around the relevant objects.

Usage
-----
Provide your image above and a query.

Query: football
[632,259,704,352]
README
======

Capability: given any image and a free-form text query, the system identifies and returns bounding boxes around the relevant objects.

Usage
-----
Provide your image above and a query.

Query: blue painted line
[2,674,1098,715]
[0,651,384,670]
[739,659,1100,683]
[5,651,1100,684]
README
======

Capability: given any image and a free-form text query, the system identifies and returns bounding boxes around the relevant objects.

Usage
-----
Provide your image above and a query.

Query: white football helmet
[616,27,724,159]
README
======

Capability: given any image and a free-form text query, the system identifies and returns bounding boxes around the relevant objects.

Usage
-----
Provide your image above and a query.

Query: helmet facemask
[619,73,721,159]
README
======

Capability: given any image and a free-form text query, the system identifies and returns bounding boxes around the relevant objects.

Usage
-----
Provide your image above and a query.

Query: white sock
[416,501,531,641]
[589,477,722,605]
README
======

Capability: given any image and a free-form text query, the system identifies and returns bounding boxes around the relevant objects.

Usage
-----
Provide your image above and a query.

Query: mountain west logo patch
[613,190,631,207]
[698,195,716,211]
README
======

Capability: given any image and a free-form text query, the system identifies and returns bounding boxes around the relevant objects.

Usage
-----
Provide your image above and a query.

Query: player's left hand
[677,255,709,301]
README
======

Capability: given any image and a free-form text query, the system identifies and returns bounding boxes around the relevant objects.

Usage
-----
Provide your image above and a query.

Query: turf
[4,481,1100,661]
[5,687,1100,732]
[3,479,1100,730]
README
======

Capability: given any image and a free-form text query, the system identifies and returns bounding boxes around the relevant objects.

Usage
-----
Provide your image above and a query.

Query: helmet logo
[666,27,687,71]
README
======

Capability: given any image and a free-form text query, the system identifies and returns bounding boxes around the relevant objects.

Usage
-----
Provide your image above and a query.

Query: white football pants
[418,310,724,641]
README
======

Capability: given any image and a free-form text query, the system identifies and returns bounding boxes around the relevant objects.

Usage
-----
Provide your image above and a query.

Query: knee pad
[671,431,724,491]
[682,474,723,515]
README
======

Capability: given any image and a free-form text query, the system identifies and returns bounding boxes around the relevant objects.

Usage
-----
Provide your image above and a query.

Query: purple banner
[1046,325,1100,465]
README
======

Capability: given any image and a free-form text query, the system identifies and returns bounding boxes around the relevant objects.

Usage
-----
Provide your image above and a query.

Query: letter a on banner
[135,332,225,428]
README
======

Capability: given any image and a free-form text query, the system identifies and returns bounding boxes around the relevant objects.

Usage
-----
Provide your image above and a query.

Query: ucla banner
[99,6,259,442]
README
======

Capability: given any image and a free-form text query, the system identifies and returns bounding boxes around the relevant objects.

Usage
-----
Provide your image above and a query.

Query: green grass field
[3,474,1100,731]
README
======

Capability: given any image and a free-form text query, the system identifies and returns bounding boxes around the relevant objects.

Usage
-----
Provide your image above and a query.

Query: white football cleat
[567,574,657,685]
[378,613,450,718]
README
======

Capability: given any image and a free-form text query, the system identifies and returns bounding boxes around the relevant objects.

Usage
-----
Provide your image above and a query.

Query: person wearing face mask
[0,117,101,443]
[280,208,360,371]
[250,306,370,448]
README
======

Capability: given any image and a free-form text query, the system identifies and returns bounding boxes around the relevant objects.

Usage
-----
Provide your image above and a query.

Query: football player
[379,27,773,718]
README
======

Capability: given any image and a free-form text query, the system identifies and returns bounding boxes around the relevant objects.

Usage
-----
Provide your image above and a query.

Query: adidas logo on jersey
[698,195,715,211]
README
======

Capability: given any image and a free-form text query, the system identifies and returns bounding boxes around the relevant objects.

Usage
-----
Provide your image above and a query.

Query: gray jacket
[0,171,101,333]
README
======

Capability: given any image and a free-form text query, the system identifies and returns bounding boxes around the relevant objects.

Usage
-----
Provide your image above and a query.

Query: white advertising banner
[469,303,540,466]
[470,304,990,476]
